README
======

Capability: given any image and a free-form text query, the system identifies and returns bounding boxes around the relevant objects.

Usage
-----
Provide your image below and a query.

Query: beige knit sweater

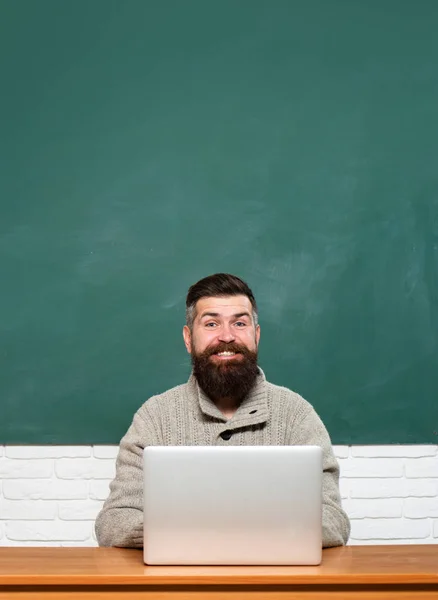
[95,370,350,548]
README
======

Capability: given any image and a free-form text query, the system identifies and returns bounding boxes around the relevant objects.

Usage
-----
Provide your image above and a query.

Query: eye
[205,322,217,328]
[234,321,247,327]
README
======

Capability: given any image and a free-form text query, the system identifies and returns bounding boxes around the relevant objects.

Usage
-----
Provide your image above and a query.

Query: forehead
[195,295,253,319]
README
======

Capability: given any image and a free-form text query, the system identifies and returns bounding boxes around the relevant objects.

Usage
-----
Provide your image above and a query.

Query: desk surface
[0,545,437,587]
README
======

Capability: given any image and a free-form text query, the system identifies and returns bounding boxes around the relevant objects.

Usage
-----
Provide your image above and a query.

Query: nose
[218,324,235,343]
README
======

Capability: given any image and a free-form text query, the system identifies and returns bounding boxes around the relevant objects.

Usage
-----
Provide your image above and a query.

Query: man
[95,273,350,548]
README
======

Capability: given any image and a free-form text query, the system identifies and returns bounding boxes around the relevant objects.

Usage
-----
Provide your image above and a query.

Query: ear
[183,325,192,354]
[255,324,261,347]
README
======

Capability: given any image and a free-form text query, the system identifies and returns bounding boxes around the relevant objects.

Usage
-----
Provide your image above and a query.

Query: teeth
[217,351,235,356]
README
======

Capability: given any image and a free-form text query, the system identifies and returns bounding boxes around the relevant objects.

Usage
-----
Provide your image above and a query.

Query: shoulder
[265,380,333,445]
[265,380,314,416]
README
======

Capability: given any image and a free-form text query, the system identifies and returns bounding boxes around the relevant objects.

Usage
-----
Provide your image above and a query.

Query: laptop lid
[143,445,322,565]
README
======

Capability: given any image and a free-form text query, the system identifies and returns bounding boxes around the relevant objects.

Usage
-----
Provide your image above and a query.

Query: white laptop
[143,445,322,565]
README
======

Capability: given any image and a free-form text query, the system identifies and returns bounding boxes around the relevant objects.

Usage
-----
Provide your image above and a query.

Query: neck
[214,397,240,419]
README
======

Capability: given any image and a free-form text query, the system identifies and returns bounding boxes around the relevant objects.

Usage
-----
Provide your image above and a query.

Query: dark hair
[185,273,258,328]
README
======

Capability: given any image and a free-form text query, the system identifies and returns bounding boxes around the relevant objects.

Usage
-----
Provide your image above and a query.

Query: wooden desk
[0,545,437,599]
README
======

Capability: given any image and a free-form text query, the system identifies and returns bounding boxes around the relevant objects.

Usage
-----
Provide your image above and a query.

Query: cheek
[192,330,216,352]
[239,330,258,348]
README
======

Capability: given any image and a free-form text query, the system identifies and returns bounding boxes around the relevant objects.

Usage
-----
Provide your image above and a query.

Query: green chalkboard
[1,0,437,444]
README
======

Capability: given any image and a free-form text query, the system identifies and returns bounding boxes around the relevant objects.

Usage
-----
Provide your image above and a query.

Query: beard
[191,341,259,404]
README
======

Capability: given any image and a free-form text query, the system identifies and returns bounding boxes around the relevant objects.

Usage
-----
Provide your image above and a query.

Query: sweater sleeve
[95,404,162,547]
[291,406,350,548]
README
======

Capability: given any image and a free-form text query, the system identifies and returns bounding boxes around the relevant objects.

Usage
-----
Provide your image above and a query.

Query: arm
[291,407,350,548]
[95,404,162,547]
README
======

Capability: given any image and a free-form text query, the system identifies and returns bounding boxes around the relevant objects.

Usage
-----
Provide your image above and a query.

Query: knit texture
[95,370,350,548]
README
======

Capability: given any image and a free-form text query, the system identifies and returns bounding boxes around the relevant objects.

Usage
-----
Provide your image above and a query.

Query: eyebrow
[199,311,252,320]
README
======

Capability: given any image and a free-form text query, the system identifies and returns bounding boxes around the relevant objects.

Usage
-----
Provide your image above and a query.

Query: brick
[404,497,438,518]
[6,521,92,542]
[61,539,98,547]
[3,479,88,500]
[58,500,104,521]
[0,522,3,540]
[434,521,438,538]
[339,478,349,500]
[349,478,438,499]
[347,537,410,546]
[0,446,4,457]
[0,500,57,520]
[351,445,437,458]
[333,446,349,459]
[93,446,118,459]
[341,458,403,478]
[0,459,53,479]
[89,480,111,501]
[6,447,91,459]
[0,540,62,547]
[343,498,403,519]
[350,518,431,540]
[337,460,351,481]
[405,458,438,478]
[55,459,115,480]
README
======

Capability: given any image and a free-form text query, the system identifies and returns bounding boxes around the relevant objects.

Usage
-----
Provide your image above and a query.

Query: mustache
[201,342,255,358]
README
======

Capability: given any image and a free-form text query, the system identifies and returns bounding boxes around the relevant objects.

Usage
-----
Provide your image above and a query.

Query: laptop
[143,445,322,565]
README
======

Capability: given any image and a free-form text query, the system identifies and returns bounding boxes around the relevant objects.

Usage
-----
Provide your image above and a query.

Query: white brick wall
[0,446,116,547]
[0,445,437,546]
[338,445,438,545]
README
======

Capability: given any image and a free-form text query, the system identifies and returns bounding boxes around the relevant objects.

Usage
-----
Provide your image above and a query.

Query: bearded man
[95,273,350,548]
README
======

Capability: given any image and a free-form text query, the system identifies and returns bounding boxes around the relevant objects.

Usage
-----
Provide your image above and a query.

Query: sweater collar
[188,368,269,428]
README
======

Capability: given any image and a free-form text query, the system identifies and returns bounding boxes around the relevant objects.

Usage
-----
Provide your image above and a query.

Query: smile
[211,351,243,361]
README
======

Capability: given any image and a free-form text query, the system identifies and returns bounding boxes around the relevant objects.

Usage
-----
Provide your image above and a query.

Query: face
[183,295,261,403]
[183,295,260,360]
